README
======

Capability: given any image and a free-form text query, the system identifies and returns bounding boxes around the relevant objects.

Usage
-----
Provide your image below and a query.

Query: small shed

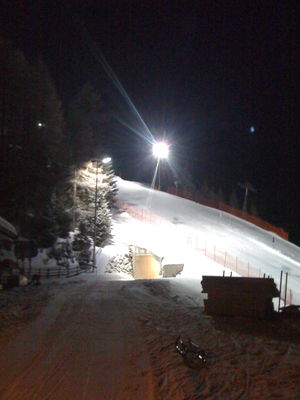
[0,216,19,288]
[201,276,280,318]
[162,263,184,278]
[131,246,161,279]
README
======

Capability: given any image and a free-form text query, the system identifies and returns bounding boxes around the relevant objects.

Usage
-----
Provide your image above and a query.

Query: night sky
[1,1,299,242]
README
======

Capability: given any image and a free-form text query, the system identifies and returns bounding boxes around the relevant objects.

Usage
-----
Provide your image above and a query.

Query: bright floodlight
[152,142,169,159]
[102,157,112,164]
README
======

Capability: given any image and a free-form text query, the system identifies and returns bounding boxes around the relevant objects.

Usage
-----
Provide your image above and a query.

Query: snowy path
[1,276,300,399]
[0,278,157,400]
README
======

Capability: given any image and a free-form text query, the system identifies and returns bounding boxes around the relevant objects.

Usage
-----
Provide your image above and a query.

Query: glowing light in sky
[152,142,169,159]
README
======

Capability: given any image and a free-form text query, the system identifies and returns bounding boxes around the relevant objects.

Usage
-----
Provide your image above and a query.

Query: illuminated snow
[115,177,300,303]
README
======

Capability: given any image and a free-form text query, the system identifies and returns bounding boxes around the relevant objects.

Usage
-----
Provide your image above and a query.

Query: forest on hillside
[0,37,117,249]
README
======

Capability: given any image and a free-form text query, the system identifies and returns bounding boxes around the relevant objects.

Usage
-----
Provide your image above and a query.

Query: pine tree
[73,161,113,248]
[0,38,67,240]
[86,193,112,246]
[249,201,259,217]
[66,83,108,167]
[216,187,226,203]
[102,161,118,208]
[178,167,196,193]
[72,222,92,267]
[201,181,210,199]
[0,37,32,217]
[50,185,72,238]
[31,57,65,158]
[207,186,217,201]
[229,190,240,209]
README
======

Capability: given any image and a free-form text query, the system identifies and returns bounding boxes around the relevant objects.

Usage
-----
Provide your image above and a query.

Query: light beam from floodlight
[152,142,169,159]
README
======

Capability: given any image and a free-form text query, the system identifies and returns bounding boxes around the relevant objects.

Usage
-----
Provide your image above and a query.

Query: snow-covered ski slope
[116,178,300,303]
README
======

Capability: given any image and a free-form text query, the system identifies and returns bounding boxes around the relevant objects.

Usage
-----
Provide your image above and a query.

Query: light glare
[153,142,169,159]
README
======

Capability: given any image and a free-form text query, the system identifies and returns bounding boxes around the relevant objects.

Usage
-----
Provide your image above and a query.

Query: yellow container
[133,254,161,279]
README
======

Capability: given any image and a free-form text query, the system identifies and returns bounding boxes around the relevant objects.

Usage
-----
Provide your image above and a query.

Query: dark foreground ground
[0,276,300,399]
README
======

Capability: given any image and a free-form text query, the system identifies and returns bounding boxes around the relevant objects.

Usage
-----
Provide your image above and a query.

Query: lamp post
[91,156,112,271]
[151,142,169,189]
[91,159,100,271]
[72,166,77,231]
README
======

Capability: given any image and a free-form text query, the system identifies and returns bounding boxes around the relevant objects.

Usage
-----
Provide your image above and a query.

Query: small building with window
[0,216,19,288]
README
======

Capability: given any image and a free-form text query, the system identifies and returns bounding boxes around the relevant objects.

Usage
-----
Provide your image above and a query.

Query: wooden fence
[24,265,91,279]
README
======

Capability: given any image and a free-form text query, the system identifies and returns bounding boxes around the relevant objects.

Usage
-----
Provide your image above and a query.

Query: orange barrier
[167,187,288,240]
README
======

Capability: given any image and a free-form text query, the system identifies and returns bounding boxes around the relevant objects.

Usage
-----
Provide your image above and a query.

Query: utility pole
[72,166,77,231]
[174,180,179,195]
[239,182,256,213]
[92,159,100,271]
[150,158,160,190]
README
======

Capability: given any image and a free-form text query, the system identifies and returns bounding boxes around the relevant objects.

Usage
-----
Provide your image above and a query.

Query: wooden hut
[201,276,280,318]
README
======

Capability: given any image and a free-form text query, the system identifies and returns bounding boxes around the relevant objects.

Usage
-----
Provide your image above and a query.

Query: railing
[24,265,91,279]
[118,201,298,306]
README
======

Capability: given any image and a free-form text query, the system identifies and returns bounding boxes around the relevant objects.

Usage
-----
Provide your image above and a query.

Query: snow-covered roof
[0,216,17,238]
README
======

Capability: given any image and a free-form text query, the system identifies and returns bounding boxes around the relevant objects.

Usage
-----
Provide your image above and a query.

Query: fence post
[278,270,283,311]
[284,272,288,307]
[247,262,250,277]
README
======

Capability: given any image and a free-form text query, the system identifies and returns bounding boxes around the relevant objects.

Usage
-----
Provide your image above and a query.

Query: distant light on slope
[153,142,169,159]
[102,157,112,164]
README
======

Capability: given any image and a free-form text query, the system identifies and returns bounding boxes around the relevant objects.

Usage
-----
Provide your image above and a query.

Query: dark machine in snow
[175,336,207,369]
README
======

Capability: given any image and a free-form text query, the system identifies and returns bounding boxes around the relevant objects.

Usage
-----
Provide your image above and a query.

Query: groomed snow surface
[1,178,300,399]
[116,177,300,304]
